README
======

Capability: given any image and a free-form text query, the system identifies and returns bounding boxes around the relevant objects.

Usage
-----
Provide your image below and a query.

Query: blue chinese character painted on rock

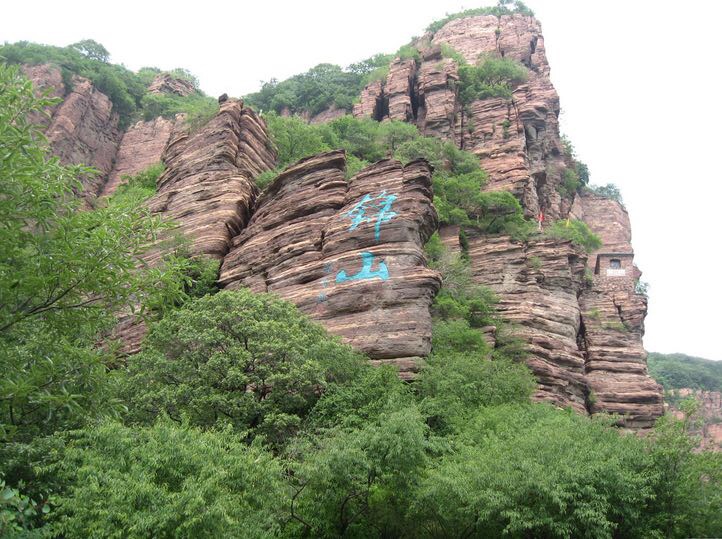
[344,190,398,241]
[335,252,389,283]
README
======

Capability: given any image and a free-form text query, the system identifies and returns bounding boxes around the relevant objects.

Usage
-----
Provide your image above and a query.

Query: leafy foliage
[544,219,602,252]
[458,56,528,104]
[121,290,364,447]
[51,419,287,538]
[588,182,624,204]
[648,352,722,392]
[245,57,392,117]
[0,64,186,444]
[409,403,655,538]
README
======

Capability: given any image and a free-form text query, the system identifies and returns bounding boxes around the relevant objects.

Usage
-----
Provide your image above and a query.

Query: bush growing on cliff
[588,182,624,204]
[458,56,528,104]
[545,219,602,252]
[245,58,392,117]
[140,91,218,128]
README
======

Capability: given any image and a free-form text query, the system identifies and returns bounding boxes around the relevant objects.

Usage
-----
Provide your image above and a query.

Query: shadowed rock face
[220,151,441,378]
[102,116,179,197]
[24,66,123,198]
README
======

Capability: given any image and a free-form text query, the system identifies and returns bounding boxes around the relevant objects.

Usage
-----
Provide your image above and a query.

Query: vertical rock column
[573,191,664,427]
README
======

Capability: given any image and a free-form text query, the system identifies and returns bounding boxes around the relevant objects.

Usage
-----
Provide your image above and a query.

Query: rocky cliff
[350,13,663,425]
[24,11,664,427]
[220,151,440,378]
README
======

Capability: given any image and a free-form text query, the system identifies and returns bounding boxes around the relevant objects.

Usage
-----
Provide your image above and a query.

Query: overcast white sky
[3,0,721,360]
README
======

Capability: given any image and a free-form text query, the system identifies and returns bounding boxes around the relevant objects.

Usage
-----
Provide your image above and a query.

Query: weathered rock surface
[27,70,122,198]
[22,64,66,127]
[102,116,179,197]
[386,58,417,122]
[575,191,663,427]
[147,99,275,261]
[220,151,441,377]
[669,389,722,451]
[115,99,277,353]
[147,73,195,96]
[464,232,589,412]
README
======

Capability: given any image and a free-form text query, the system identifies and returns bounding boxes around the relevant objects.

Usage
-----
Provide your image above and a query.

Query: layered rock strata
[146,99,276,262]
[574,191,663,427]
[115,99,276,353]
[220,151,441,378]
[463,232,589,412]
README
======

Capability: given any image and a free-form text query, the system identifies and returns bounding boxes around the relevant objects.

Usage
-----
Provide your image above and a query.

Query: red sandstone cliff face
[353,14,566,220]
[220,151,440,378]
[572,191,663,427]
[102,116,179,197]
[147,99,276,261]
[22,65,123,198]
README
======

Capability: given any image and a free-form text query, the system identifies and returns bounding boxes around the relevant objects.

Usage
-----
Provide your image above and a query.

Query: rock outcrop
[146,99,276,262]
[115,99,277,353]
[461,232,589,412]
[102,116,180,197]
[220,151,441,378]
[348,14,663,426]
[24,66,123,198]
[147,73,195,96]
[574,190,664,427]
[352,15,566,219]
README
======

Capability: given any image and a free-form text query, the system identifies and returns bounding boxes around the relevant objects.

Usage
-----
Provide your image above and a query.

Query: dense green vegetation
[457,55,529,103]
[244,56,392,117]
[648,352,722,392]
[0,40,217,128]
[2,52,721,539]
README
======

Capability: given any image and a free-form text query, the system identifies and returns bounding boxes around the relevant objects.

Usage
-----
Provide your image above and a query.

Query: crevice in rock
[374,91,389,122]
[409,70,420,121]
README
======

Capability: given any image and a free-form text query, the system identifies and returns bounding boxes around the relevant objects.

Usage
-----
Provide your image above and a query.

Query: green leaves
[52,420,287,538]
[122,290,364,447]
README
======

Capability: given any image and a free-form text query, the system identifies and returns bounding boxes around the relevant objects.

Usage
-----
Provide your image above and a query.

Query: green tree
[69,39,109,63]
[121,290,364,447]
[409,403,654,538]
[0,64,188,444]
[50,419,287,538]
